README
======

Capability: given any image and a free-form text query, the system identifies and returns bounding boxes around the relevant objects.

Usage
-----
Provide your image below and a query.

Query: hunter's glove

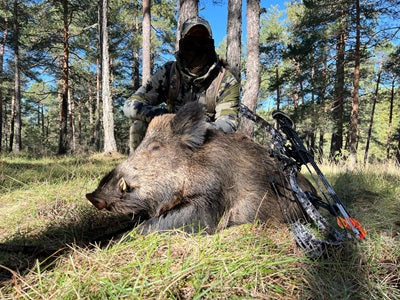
[210,115,237,133]
[124,99,168,123]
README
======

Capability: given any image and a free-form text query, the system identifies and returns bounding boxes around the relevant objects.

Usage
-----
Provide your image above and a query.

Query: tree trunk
[363,66,381,164]
[0,18,7,152]
[142,0,151,83]
[12,0,21,154]
[69,87,76,153]
[240,0,260,137]
[88,84,94,148]
[226,0,242,81]
[100,0,117,153]
[94,4,102,151]
[294,60,304,105]
[132,49,140,90]
[176,0,198,48]
[4,99,8,150]
[129,51,141,154]
[329,11,346,161]
[40,104,45,148]
[275,52,281,110]
[58,0,69,155]
[77,95,82,147]
[129,0,152,155]
[95,56,101,151]
[292,88,299,108]
[309,48,317,155]
[386,75,395,160]
[318,44,328,159]
[348,0,361,160]
[128,17,141,154]
[9,95,14,152]
[310,46,315,104]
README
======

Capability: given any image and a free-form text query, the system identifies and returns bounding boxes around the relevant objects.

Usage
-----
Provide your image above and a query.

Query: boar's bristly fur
[86,102,313,234]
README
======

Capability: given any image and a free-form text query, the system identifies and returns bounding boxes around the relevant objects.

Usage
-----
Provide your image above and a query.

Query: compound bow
[239,104,366,257]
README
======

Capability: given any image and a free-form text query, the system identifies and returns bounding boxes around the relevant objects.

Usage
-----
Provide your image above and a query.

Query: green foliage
[0,0,399,160]
[257,1,400,161]
[0,0,176,155]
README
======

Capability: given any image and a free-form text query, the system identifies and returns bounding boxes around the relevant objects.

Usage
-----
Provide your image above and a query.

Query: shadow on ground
[0,207,139,283]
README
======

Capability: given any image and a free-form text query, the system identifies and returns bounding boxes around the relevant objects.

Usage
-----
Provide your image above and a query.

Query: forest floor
[0,154,399,299]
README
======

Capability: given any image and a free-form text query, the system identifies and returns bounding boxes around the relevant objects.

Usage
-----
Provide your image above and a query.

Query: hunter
[123,16,240,149]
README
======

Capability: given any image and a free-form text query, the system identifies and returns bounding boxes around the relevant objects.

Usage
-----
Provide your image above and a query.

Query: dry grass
[0,155,399,299]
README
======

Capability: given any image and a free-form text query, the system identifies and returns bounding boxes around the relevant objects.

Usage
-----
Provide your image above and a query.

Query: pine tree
[364,63,382,164]
[226,0,242,81]
[58,0,69,155]
[176,0,198,47]
[240,0,260,137]
[0,9,8,152]
[348,0,361,160]
[12,0,21,154]
[100,0,117,153]
[142,0,151,83]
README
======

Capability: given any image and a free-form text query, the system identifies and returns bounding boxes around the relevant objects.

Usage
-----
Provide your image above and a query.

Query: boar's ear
[171,102,208,149]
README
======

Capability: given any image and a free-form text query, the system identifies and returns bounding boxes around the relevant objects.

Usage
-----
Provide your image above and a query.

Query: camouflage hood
[177,16,218,85]
[180,16,213,39]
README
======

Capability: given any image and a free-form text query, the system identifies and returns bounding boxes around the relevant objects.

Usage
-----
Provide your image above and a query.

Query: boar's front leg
[136,200,223,234]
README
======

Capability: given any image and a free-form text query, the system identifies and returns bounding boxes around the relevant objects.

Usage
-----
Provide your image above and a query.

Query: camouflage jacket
[123,60,240,133]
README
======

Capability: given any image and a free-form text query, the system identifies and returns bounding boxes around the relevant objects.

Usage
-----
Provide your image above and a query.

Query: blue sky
[200,0,287,46]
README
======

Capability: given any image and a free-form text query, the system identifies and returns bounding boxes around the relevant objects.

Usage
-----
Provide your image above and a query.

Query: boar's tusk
[118,177,127,192]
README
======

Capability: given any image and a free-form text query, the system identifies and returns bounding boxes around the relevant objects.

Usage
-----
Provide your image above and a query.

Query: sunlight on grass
[0,156,399,299]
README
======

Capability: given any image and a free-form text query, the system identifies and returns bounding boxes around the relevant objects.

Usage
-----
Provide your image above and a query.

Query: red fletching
[337,216,366,240]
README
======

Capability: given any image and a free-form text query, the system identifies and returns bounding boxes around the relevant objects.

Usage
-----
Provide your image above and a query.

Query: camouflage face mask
[178,36,216,75]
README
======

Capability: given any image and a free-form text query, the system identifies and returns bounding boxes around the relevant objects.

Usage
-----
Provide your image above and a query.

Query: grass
[0,155,399,299]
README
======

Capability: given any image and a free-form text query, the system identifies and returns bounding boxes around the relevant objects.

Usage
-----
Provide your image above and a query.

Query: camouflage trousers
[129,120,148,153]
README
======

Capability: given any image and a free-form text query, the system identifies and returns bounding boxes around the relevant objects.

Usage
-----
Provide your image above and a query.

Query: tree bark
[132,50,140,90]
[68,87,76,153]
[348,0,361,160]
[386,75,395,160]
[77,94,82,147]
[363,66,381,164]
[129,28,142,154]
[88,84,94,147]
[58,0,69,155]
[240,0,260,137]
[293,59,304,106]
[176,0,198,48]
[317,45,328,159]
[142,0,151,83]
[40,104,45,148]
[100,0,117,153]
[0,18,7,152]
[95,56,101,151]
[9,95,14,152]
[226,0,242,81]
[12,0,21,154]
[275,50,281,110]
[329,10,346,161]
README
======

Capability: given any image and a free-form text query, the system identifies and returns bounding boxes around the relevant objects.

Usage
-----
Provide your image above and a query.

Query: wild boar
[86,102,312,234]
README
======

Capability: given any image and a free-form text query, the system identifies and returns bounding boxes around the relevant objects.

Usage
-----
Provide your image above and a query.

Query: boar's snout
[86,192,107,210]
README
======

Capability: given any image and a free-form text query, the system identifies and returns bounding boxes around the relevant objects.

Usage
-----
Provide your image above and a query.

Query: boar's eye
[118,177,128,193]
[147,142,161,152]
